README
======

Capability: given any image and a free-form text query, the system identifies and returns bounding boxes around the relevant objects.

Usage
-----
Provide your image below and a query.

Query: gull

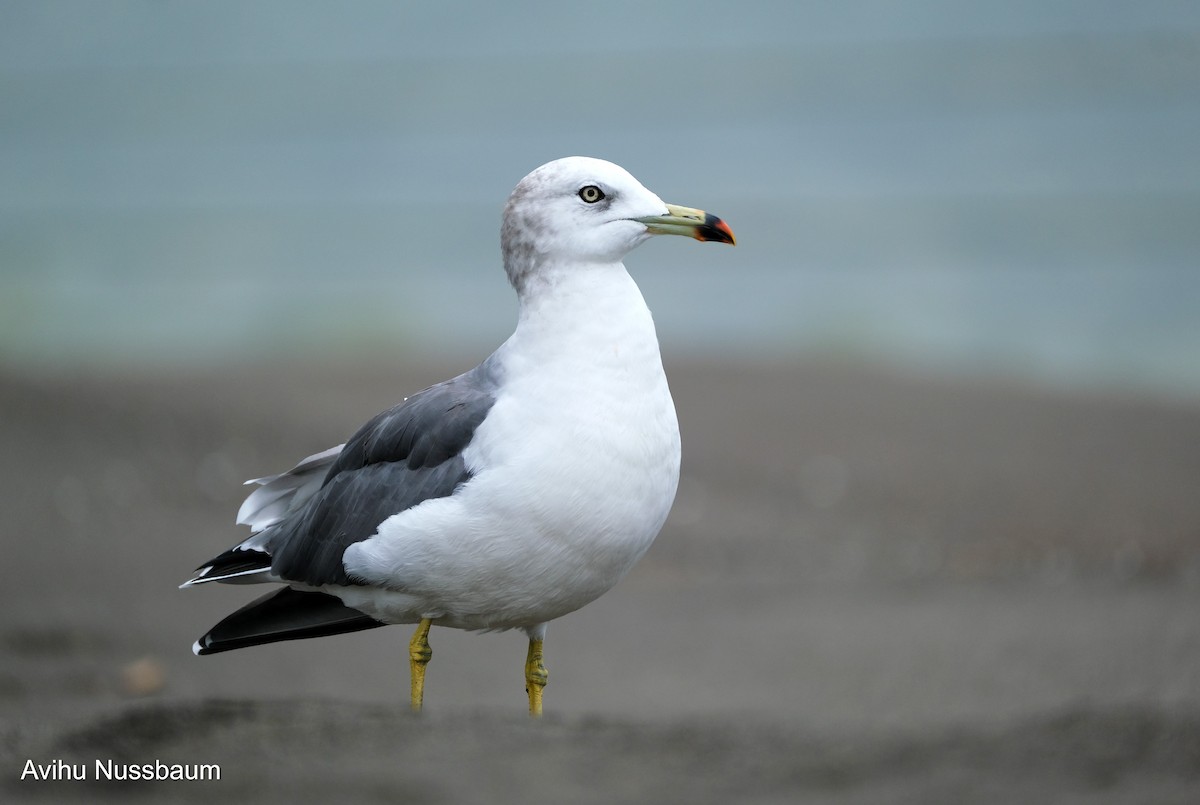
[181,156,735,716]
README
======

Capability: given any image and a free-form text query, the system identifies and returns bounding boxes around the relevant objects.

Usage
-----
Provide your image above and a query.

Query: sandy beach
[3,358,1199,803]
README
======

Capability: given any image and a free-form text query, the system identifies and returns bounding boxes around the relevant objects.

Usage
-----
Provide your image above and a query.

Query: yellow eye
[578,185,605,203]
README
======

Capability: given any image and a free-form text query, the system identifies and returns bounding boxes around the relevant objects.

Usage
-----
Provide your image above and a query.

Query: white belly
[340,269,681,631]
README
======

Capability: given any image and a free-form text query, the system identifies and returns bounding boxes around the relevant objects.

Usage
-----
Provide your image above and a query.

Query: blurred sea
[2,1,1198,397]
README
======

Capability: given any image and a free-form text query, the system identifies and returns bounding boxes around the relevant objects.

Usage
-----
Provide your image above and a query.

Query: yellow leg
[409,619,433,712]
[524,638,548,718]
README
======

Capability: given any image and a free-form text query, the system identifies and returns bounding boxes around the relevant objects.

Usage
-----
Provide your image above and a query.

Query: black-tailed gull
[181,156,736,716]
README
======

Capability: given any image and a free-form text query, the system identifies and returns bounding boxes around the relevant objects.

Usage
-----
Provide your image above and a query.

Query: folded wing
[182,360,500,590]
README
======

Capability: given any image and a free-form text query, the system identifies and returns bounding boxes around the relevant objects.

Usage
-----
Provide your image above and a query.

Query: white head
[501,156,734,294]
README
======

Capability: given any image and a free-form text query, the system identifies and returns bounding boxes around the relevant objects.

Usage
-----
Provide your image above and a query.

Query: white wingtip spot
[191,640,204,656]
[178,567,212,589]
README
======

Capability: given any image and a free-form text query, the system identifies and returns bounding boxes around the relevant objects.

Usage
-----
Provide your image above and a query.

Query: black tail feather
[194,587,385,655]
[192,547,272,579]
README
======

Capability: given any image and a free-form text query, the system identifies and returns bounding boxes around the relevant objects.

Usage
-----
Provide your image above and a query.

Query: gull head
[501,156,735,293]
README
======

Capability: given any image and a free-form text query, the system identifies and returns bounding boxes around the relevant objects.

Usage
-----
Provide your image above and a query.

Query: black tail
[194,587,385,655]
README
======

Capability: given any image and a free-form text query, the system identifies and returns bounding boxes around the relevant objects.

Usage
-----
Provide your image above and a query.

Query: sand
[2,358,1199,802]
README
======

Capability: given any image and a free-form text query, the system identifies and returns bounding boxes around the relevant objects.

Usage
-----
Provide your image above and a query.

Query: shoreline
[3,357,1199,802]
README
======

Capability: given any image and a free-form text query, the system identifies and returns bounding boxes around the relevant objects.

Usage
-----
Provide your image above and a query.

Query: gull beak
[634,203,736,245]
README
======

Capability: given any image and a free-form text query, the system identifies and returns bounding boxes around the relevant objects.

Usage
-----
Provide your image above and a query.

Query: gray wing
[185,360,500,588]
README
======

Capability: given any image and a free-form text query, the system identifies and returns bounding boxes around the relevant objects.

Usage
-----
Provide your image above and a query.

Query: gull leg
[409,618,433,712]
[524,638,548,717]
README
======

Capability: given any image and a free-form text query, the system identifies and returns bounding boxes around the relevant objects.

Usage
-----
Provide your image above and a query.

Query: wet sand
[3,358,1199,802]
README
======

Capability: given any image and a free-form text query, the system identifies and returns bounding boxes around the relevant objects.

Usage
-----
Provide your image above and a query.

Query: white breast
[341,263,680,631]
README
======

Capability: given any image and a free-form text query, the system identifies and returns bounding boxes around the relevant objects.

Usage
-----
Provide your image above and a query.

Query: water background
[3,1,1198,398]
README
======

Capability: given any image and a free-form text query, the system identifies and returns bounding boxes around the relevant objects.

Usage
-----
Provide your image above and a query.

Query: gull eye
[578,185,605,204]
